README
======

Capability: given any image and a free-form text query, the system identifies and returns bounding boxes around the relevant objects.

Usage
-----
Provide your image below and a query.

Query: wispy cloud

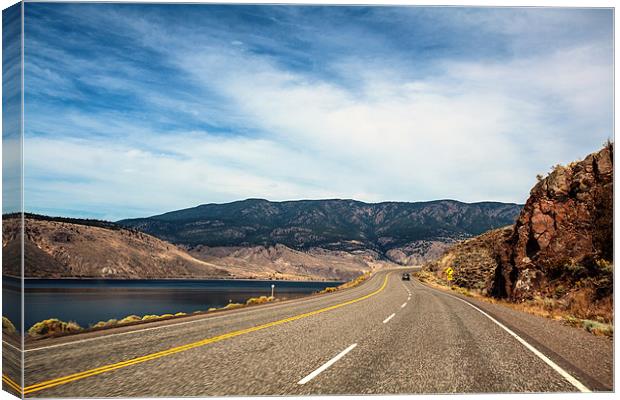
[22,4,613,220]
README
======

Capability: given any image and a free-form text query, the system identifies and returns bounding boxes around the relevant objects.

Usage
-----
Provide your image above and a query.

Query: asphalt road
[6,268,613,397]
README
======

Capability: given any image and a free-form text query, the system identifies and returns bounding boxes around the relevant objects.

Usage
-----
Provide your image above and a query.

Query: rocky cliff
[494,143,613,301]
[424,143,613,321]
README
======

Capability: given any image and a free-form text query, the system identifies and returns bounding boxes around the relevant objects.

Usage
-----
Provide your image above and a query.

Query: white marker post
[271,284,275,298]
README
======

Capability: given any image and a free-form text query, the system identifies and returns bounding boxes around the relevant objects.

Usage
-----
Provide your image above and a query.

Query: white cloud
[22,6,613,220]
[173,38,611,205]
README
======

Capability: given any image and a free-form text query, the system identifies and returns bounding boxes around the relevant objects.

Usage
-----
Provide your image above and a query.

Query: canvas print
[1,1,614,398]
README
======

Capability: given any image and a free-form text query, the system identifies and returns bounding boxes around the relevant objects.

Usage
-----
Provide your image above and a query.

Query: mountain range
[118,199,522,264]
[3,199,522,281]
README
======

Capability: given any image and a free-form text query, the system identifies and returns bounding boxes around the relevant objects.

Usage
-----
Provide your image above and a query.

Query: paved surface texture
[15,268,613,397]
[2,335,23,397]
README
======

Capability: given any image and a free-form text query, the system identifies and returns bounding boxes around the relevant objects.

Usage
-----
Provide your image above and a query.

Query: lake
[2,277,342,329]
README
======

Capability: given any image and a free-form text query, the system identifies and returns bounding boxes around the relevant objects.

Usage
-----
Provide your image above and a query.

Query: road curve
[12,268,612,397]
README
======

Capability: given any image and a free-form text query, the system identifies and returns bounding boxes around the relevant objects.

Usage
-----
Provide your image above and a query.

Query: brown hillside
[424,226,512,292]
[2,216,384,281]
[2,217,231,279]
[187,244,387,281]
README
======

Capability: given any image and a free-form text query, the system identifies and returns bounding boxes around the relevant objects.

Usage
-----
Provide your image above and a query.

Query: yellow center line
[23,273,391,395]
[2,374,22,394]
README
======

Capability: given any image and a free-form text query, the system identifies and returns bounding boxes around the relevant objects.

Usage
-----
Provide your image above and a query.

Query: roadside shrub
[91,319,118,329]
[553,285,567,299]
[222,303,244,310]
[174,312,187,317]
[582,320,613,336]
[317,272,371,295]
[565,263,588,279]
[246,296,274,306]
[450,286,473,297]
[160,314,174,318]
[28,318,82,338]
[564,316,613,337]
[118,315,141,324]
[542,297,558,311]
[141,315,161,321]
[2,317,16,334]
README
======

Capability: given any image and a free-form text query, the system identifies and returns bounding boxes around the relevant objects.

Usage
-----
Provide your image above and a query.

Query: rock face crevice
[493,143,613,300]
[425,143,613,316]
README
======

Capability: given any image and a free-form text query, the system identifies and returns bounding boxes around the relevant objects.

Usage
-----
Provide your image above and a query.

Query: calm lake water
[2,277,342,329]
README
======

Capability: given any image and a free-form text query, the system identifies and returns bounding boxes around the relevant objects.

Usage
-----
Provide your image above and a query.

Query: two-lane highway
[12,268,613,396]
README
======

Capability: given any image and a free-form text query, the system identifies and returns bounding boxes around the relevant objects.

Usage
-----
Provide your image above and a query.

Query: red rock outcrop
[493,143,613,300]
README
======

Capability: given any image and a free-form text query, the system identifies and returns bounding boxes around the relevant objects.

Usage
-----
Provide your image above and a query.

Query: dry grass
[2,316,16,334]
[91,319,118,329]
[28,318,83,338]
[28,280,352,339]
[317,271,371,294]
[221,302,244,310]
[246,296,275,306]
[564,316,614,337]
[118,315,141,324]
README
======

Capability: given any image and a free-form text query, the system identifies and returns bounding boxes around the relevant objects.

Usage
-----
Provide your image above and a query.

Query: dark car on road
[402,273,410,281]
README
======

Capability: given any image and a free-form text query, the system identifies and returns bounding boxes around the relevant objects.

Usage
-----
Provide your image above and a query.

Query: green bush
[554,285,567,299]
[582,319,613,336]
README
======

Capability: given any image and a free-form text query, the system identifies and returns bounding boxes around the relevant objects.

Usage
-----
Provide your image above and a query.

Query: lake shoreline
[2,274,345,284]
[4,276,344,328]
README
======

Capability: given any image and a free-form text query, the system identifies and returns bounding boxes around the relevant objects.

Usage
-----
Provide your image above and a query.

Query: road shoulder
[414,279,613,391]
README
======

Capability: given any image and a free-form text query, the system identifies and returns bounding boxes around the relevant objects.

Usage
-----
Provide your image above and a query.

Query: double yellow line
[2,374,21,394]
[21,274,389,395]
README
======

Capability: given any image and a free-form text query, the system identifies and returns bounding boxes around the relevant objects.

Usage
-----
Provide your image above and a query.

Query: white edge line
[383,313,396,324]
[401,302,407,308]
[2,340,22,352]
[297,343,357,384]
[444,292,591,393]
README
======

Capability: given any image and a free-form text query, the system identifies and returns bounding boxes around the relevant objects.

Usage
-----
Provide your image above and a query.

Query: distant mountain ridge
[119,199,522,263]
[2,214,387,281]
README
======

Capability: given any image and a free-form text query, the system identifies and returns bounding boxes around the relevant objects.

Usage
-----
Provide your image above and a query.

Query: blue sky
[20,4,613,220]
[2,3,22,214]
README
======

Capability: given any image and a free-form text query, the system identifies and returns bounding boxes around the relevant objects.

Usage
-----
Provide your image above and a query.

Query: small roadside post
[271,284,275,298]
